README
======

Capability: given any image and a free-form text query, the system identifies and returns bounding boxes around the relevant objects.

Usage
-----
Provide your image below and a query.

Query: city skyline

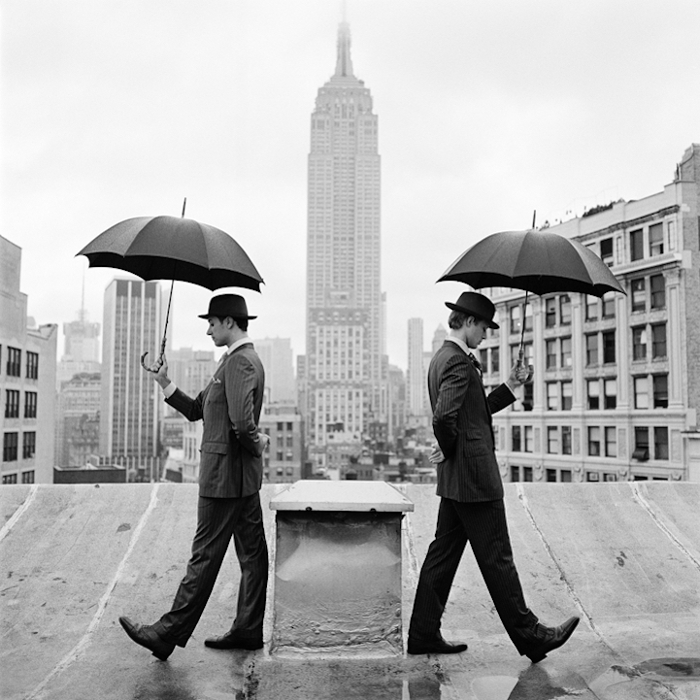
[2,1,700,371]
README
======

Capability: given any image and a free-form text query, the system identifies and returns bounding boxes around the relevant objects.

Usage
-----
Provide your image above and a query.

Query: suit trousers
[153,492,268,647]
[409,497,539,653]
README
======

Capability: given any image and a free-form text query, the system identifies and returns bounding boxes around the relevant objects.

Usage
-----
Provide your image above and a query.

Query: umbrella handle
[140,340,166,374]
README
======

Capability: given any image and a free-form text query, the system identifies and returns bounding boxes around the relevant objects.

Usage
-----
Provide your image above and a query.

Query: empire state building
[304,22,386,470]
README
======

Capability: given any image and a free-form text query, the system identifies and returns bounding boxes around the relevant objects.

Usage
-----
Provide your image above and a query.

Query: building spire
[334,19,354,78]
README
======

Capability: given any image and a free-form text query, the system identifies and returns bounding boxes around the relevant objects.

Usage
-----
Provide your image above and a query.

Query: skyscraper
[304,21,384,468]
[100,279,168,470]
[407,318,426,417]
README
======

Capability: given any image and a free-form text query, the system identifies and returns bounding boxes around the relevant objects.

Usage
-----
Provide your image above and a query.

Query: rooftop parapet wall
[1,482,699,700]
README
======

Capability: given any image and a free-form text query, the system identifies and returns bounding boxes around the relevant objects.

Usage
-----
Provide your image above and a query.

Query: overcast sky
[2,0,699,370]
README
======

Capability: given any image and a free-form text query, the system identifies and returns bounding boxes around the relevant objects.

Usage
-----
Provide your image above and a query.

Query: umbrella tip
[181,197,187,217]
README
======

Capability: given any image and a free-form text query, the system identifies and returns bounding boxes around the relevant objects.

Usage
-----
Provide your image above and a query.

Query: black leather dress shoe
[119,616,175,661]
[407,634,468,655]
[204,631,264,650]
[526,616,580,663]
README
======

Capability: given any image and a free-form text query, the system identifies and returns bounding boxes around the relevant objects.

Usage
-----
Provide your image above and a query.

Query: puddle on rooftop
[472,664,589,700]
[590,657,700,700]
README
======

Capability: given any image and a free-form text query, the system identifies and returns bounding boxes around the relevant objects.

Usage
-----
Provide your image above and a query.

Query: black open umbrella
[77,201,263,370]
[438,227,625,365]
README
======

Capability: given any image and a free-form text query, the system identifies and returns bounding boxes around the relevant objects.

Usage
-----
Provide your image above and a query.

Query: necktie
[469,353,482,375]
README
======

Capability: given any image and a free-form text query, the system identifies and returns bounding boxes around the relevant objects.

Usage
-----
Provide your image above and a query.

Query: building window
[588,427,601,456]
[634,376,649,409]
[24,392,38,419]
[546,382,559,410]
[653,374,668,408]
[512,426,522,452]
[633,427,650,461]
[524,426,533,453]
[648,223,664,256]
[22,432,36,459]
[490,347,500,374]
[562,426,572,455]
[559,295,571,326]
[651,323,666,359]
[602,330,616,364]
[546,469,557,482]
[585,334,598,366]
[510,465,520,482]
[630,228,644,261]
[5,390,20,418]
[587,380,600,409]
[545,298,556,327]
[547,426,559,453]
[650,274,665,309]
[604,379,617,409]
[2,474,18,484]
[585,296,599,321]
[6,347,21,377]
[561,381,572,411]
[632,326,647,361]
[522,466,533,482]
[560,337,572,367]
[26,351,39,380]
[21,471,35,484]
[560,469,572,482]
[600,237,614,266]
[524,302,533,331]
[631,278,645,312]
[3,432,19,462]
[509,305,521,334]
[602,293,616,319]
[654,427,669,460]
[545,340,557,369]
[522,382,533,412]
[605,426,617,457]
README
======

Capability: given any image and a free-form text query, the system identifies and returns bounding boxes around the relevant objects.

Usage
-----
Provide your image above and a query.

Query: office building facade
[480,144,700,482]
[1,235,58,484]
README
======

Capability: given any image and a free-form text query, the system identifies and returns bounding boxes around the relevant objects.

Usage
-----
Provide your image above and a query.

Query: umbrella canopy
[438,229,625,298]
[77,215,264,292]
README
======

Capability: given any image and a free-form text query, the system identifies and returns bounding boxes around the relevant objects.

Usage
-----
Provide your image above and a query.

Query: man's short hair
[212,316,249,332]
[448,310,467,330]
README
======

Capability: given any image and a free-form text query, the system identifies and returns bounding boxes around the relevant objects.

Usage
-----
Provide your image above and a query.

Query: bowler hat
[445,291,499,329]
[198,294,257,320]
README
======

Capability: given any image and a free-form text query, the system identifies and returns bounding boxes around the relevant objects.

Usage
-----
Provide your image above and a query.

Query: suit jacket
[429,340,515,502]
[166,342,265,498]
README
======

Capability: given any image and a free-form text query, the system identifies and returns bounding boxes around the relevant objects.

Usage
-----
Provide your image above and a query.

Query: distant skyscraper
[99,279,168,466]
[58,306,101,386]
[256,337,296,404]
[431,324,447,355]
[407,318,426,417]
[304,21,384,466]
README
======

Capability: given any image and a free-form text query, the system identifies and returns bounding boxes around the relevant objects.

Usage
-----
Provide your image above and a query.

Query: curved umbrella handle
[141,350,164,374]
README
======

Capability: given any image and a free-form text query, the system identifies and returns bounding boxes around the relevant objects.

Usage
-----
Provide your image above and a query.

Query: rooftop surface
[1,482,699,700]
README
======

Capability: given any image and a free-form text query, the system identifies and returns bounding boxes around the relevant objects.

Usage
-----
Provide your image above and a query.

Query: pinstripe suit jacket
[429,340,515,502]
[166,343,265,499]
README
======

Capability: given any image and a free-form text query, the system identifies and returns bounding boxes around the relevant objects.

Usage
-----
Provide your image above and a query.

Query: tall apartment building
[407,318,426,417]
[479,144,700,483]
[99,278,168,469]
[302,21,385,470]
[1,235,58,484]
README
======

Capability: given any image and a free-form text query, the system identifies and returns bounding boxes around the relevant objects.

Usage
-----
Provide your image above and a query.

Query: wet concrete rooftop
[1,482,699,700]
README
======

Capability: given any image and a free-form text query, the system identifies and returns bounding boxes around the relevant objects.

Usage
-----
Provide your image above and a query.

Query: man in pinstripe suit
[120,294,270,660]
[407,291,579,661]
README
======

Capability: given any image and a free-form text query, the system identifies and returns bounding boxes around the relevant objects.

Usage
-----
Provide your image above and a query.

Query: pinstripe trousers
[152,492,268,647]
[408,497,539,653]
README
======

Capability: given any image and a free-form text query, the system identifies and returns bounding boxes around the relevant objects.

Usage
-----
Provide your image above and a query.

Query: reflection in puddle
[590,657,700,699]
[473,665,589,699]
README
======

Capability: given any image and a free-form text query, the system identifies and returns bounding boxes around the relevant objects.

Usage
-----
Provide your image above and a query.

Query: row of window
[0,346,40,379]
[2,470,35,484]
[509,424,670,461]
[2,431,37,462]
[505,272,667,336]
[4,390,38,419]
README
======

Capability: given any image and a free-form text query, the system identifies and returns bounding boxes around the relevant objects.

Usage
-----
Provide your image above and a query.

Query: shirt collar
[225,337,253,356]
[445,335,472,356]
